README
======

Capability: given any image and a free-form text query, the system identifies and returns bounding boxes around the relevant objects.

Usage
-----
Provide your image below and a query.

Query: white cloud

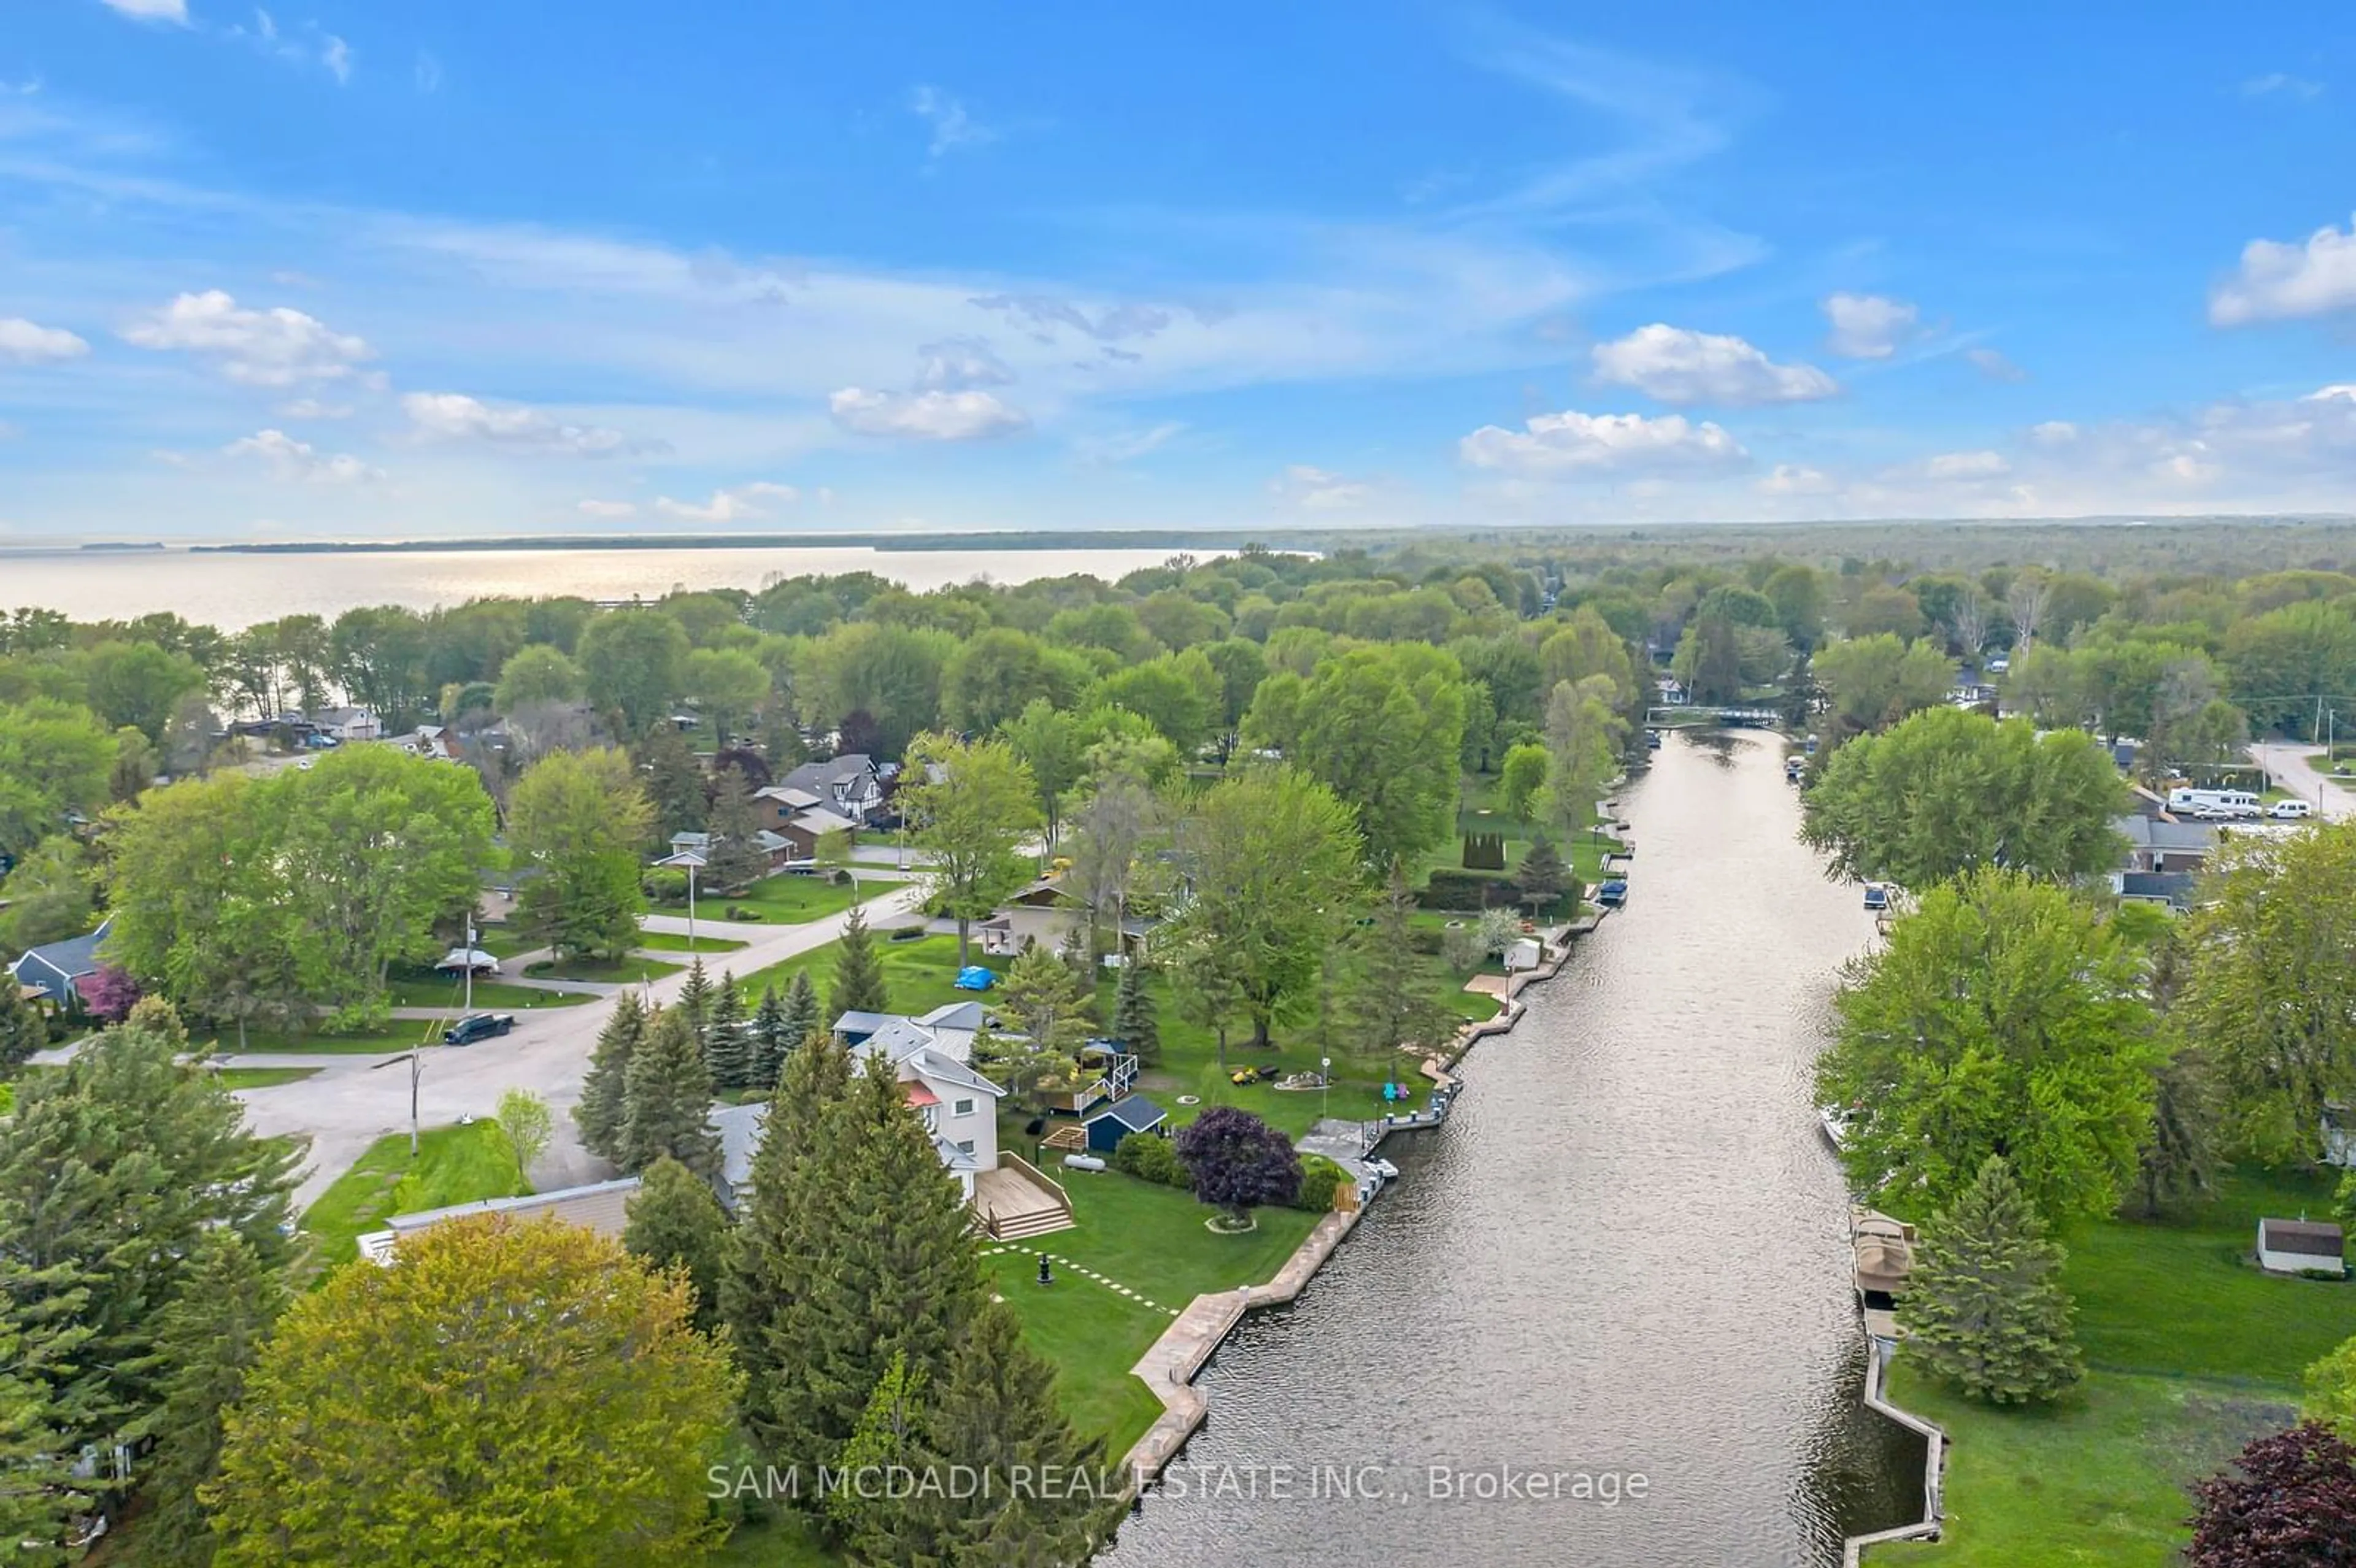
[2028,420,2080,445]
[321,34,352,84]
[123,290,372,385]
[1923,449,2010,480]
[222,428,383,483]
[2244,73,2322,100]
[1459,409,1747,476]
[1757,463,1833,495]
[828,387,1027,441]
[414,52,442,94]
[915,336,1013,391]
[1590,323,1836,406]
[653,481,799,522]
[907,85,995,159]
[275,396,352,419]
[577,499,637,519]
[1822,293,1920,359]
[1269,464,1376,511]
[2308,385,2356,404]
[0,317,91,364]
[1965,347,2027,382]
[97,0,188,21]
[402,391,630,455]
[2211,215,2356,325]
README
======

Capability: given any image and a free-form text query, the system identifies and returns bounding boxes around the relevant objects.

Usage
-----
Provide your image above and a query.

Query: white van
[2270,799,2316,820]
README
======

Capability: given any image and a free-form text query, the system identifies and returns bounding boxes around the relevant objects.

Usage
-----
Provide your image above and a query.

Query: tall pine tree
[0,1264,93,1564]
[704,972,752,1091]
[573,990,647,1164]
[132,1230,283,1568]
[749,984,792,1091]
[675,959,714,1056]
[620,1007,723,1182]
[780,969,822,1053]
[1899,1155,2083,1404]
[704,765,770,893]
[828,905,889,1020]
[1111,961,1160,1067]
[623,1156,729,1334]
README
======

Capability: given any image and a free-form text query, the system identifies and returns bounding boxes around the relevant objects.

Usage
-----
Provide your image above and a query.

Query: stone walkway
[980,1244,1180,1316]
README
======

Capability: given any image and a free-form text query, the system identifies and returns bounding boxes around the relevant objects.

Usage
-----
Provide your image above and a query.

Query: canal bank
[1102,731,1923,1567]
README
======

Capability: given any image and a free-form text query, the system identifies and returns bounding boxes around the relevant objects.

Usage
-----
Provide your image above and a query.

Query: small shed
[2258,1217,2346,1277]
[1083,1094,1169,1154]
[1504,936,1544,972]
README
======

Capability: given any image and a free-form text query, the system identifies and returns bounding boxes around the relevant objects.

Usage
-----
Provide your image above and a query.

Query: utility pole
[464,918,475,1015]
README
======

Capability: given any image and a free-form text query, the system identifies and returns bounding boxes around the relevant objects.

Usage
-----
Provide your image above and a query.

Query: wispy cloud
[414,51,442,94]
[2242,72,2322,100]
[96,0,190,25]
[907,85,995,159]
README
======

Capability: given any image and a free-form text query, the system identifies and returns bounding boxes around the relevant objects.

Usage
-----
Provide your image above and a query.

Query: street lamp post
[654,848,708,953]
[1321,1055,1331,1125]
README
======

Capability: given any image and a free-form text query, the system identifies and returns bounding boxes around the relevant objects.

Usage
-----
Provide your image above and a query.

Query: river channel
[1104,729,1925,1567]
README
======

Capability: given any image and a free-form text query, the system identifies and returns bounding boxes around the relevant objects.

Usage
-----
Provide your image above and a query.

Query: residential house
[7,918,112,1009]
[305,706,382,743]
[2112,870,2196,912]
[831,1002,1004,1197]
[355,1177,642,1264]
[773,755,885,826]
[2113,813,2215,874]
[976,873,1077,956]
[750,791,863,863]
[390,724,458,761]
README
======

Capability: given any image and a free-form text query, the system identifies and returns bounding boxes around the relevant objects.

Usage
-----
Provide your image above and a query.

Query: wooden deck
[974,1158,1075,1240]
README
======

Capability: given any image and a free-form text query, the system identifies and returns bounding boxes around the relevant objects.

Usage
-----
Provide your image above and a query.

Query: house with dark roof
[7,918,112,1009]
[2114,871,2196,912]
[2113,813,2216,874]
[774,755,884,826]
[1083,1093,1169,1153]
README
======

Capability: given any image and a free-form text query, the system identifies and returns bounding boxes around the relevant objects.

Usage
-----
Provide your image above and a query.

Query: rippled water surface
[1106,731,1925,1568]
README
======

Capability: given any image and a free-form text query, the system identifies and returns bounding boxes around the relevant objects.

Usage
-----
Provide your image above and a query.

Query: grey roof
[906,1047,1003,1100]
[833,1009,891,1038]
[780,755,877,793]
[2114,815,2215,853]
[712,1101,768,1193]
[2262,1218,2345,1256]
[9,919,112,987]
[916,1001,985,1031]
[2120,871,2196,905]
[932,1132,981,1174]
[383,1175,643,1234]
[1085,1093,1168,1132]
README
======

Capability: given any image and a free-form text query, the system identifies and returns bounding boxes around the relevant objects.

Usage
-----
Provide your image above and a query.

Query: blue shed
[1083,1094,1169,1153]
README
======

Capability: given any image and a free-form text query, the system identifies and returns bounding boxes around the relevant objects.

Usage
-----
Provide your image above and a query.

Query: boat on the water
[1850,1207,1916,1342]
[1596,878,1628,907]
[1818,1103,1860,1150]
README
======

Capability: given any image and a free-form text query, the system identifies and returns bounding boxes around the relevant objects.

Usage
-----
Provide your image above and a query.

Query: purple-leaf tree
[2187,1421,2356,1566]
[1173,1107,1301,1227]
[80,964,142,1025]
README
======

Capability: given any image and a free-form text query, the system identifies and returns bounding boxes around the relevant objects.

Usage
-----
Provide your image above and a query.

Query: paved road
[2252,741,2356,821]
[238,883,928,1215]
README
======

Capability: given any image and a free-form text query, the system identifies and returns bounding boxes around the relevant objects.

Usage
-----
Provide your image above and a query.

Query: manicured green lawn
[383,974,597,1010]
[472,925,537,959]
[633,929,752,953]
[683,871,889,925]
[211,1066,318,1089]
[734,932,1003,1016]
[1869,1168,2356,1565]
[296,1121,528,1274]
[198,1019,435,1055]
[1419,771,1613,899]
[525,954,684,984]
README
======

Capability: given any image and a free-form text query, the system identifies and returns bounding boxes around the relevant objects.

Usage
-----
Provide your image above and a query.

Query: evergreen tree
[1899,1155,2082,1405]
[704,765,769,893]
[1111,961,1160,1067]
[750,983,792,1091]
[726,1030,855,1467]
[620,1008,722,1182]
[828,905,889,1019]
[828,1351,926,1558]
[1338,867,1463,1065]
[910,1301,1115,1563]
[780,969,822,1056]
[0,1265,93,1565]
[999,940,1095,1064]
[675,959,714,1056]
[634,723,709,839]
[573,991,647,1164]
[2134,1045,2224,1218]
[133,1231,283,1568]
[1512,834,1574,917]
[704,972,752,1091]
[0,975,45,1077]
[623,1156,728,1334]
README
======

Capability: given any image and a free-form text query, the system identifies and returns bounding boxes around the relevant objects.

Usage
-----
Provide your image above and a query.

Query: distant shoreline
[183,530,1298,556]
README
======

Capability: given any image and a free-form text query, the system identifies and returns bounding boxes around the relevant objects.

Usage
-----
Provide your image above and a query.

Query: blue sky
[4,0,2355,540]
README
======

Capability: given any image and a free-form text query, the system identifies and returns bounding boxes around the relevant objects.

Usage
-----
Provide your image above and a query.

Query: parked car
[1862,884,1890,911]
[443,1012,515,1046]
[2270,799,2316,819]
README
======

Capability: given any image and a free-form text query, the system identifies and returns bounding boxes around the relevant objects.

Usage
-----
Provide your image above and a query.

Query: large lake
[0,544,1193,629]
[1103,731,1925,1567]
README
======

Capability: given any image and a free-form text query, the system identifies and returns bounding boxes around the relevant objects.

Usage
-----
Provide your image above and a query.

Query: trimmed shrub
[1291,1152,1350,1211]
[1114,1131,1189,1189]
[1461,831,1508,870]
[642,867,689,904]
[1417,869,1516,911]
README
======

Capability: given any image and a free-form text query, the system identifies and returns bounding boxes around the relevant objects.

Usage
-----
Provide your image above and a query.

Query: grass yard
[1420,771,1614,899]
[734,932,1004,1017]
[525,953,685,984]
[633,929,752,954]
[690,870,890,926]
[196,1019,436,1055]
[383,972,597,1010]
[471,924,538,959]
[1869,1168,2356,1565]
[210,1066,318,1089]
[296,1121,528,1274]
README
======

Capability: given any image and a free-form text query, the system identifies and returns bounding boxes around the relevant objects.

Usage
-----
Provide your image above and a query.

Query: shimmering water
[1104,731,1925,1568]
[0,543,1191,629]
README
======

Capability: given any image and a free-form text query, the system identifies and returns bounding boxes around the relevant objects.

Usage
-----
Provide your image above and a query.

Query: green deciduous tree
[578,609,691,735]
[623,1155,729,1334]
[1811,634,1955,734]
[634,723,709,839]
[495,1087,553,1182]
[575,990,647,1163]
[621,1007,722,1181]
[2177,821,2356,1163]
[899,732,1041,967]
[507,745,654,963]
[1498,741,1550,823]
[0,979,43,1078]
[0,835,93,959]
[1168,767,1364,1049]
[0,698,112,856]
[682,646,770,748]
[206,1218,737,1567]
[491,643,583,713]
[1815,867,2160,1226]
[1800,707,2127,888]
[1245,645,1466,869]
[1898,1155,2083,1405]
